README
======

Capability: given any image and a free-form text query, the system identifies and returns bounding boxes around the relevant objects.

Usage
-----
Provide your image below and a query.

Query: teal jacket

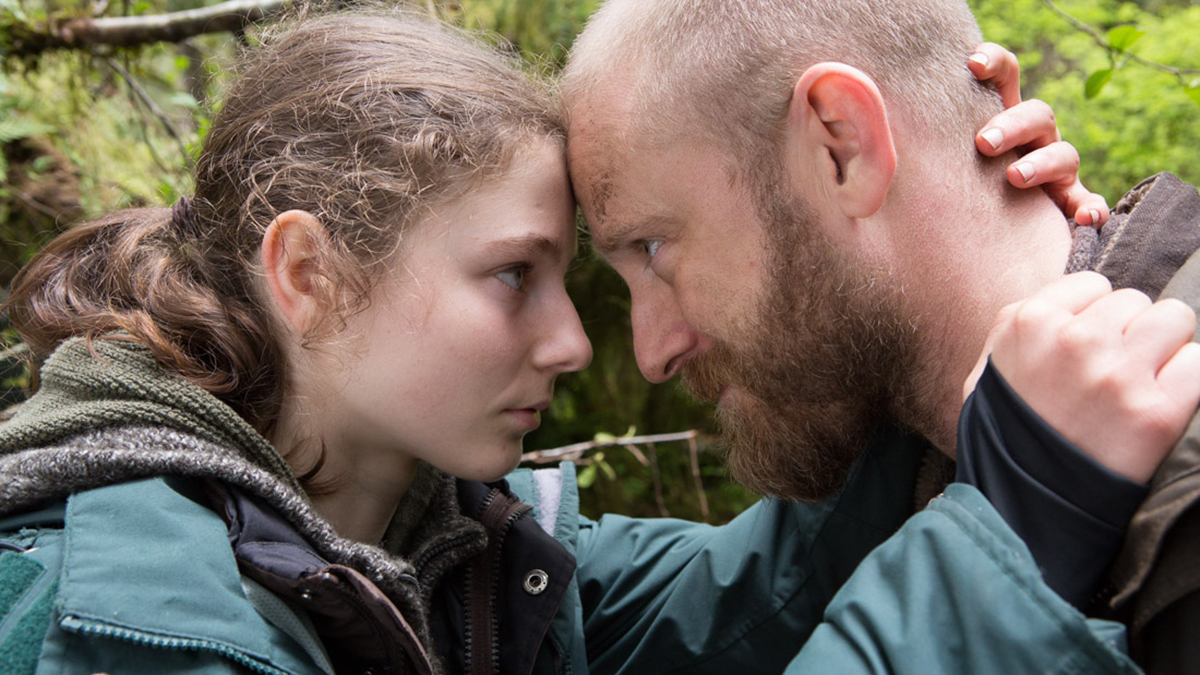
[1,427,1138,674]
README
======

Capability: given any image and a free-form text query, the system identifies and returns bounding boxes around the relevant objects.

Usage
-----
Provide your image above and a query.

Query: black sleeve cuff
[956,359,1149,609]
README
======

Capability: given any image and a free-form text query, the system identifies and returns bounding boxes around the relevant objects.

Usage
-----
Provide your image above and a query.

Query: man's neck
[893,181,1072,456]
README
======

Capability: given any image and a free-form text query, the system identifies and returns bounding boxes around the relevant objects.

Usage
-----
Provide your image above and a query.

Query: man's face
[572,127,919,500]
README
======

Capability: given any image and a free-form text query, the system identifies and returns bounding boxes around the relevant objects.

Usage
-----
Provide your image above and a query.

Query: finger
[1043,181,1110,228]
[1006,143,1108,227]
[1006,141,1079,189]
[1073,197,1111,228]
[1074,287,1153,333]
[1124,298,1198,368]
[968,42,1022,108]
[1157,341,1200,415]
[977,99,1060,156]
[1026,271,1114,315]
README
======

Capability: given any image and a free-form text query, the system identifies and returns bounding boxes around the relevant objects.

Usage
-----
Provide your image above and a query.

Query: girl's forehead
[397,142,576,259]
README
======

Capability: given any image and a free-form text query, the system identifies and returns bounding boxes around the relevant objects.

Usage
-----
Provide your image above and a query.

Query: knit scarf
[0,337,299,490]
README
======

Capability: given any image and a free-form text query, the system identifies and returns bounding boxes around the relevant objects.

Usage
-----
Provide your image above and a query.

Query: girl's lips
[504,408,542,431]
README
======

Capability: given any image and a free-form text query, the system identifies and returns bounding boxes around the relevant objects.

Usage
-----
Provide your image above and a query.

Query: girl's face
[328,141,592,482]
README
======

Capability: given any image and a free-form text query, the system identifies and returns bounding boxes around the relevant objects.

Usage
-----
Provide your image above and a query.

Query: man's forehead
[568,152,638,256]
[574,163,627,256]
[568,131,650,254]
[569,124,744,255]
[585,170,615,226]
[567,117,629,229]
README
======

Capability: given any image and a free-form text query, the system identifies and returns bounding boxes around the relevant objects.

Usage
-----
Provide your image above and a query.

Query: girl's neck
[274,416,420,545]
[307,460,418,544]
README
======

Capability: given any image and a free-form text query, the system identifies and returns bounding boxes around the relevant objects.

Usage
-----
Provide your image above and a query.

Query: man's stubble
[682,169,931,501]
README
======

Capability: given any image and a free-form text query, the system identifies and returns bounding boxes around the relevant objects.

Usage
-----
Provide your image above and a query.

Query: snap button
[523,569,549,595]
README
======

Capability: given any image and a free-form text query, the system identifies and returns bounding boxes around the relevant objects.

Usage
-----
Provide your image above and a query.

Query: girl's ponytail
[5,203,285,432]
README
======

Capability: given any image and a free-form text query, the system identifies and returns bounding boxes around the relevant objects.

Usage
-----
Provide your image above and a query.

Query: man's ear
[785,62,897,219]
[261,210,331,335]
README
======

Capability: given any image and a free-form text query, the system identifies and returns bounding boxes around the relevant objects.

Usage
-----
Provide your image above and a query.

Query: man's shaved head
[563,0,1002,166]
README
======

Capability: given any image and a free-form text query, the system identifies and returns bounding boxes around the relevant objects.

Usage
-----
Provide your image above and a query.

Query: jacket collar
[58,476,324,675]
[1069,172,1200,300]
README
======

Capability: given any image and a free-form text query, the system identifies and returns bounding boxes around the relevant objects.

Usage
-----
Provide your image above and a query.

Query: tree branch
[1042,0,1200,84]
[5,0,288,57]
[0,180,62,219]
[687,435,710,521]
[520,430,700,464]
[103,56,192,166]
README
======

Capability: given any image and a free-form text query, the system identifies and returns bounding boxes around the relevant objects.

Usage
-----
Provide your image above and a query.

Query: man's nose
[630,287,704,384]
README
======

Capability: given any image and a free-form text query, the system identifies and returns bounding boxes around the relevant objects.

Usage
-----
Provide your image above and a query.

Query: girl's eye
[643,240,663,260]
[495,265,528,291]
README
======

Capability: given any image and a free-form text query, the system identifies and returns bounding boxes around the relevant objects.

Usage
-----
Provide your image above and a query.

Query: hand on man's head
[969,43,1110,228]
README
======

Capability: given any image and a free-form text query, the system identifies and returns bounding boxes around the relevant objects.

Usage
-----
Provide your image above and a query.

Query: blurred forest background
[1,0,1197,521]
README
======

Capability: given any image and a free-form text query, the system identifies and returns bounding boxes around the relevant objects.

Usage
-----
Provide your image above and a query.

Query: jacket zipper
[462,490,499,674]
[465,488,531,675]
[59,614,292,675]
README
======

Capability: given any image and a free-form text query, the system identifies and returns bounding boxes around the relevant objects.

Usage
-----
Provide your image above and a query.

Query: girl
[0,8,1115,675]
[0,12,588,674]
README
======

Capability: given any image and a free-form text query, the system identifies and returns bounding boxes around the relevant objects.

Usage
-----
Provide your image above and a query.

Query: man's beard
[682,178,921,502]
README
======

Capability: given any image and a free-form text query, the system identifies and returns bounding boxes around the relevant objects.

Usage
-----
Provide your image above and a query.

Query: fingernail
[969,52,989,68]
[980,128,1004,150]
[1088,209,1100,225]
[1015,162,1035,183]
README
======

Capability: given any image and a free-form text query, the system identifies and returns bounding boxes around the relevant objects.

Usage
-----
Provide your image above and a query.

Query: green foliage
[439,0,600,69]
[0,78,54,180]
[576,451,617,489]
[1188,83,1200,106]
[971,0,1200,202]
[1084,67,1113,98]
[0,117,52,146]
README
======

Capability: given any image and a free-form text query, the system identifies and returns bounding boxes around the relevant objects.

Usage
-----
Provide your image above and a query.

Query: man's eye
[496,265,528,291]
[643,240,663,260]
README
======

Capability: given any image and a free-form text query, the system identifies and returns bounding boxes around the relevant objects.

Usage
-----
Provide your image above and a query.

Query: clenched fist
[971,271,1200,483]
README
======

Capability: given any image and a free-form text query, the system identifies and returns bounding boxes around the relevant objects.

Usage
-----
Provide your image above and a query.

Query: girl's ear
[261,210,332,335]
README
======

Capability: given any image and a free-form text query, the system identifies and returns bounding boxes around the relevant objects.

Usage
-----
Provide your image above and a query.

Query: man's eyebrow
[592,216,658,256]
[485,234,569,262]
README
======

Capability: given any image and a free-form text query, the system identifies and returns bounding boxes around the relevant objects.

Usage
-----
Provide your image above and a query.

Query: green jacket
[0,339,1140,674]
[0,420,922,675]
[3,444,1138,674]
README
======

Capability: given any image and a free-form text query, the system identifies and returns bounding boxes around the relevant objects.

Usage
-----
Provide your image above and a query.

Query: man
[562,0,1200,671]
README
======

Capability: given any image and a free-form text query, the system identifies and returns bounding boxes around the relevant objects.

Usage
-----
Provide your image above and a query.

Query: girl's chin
[439,442,524,483]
